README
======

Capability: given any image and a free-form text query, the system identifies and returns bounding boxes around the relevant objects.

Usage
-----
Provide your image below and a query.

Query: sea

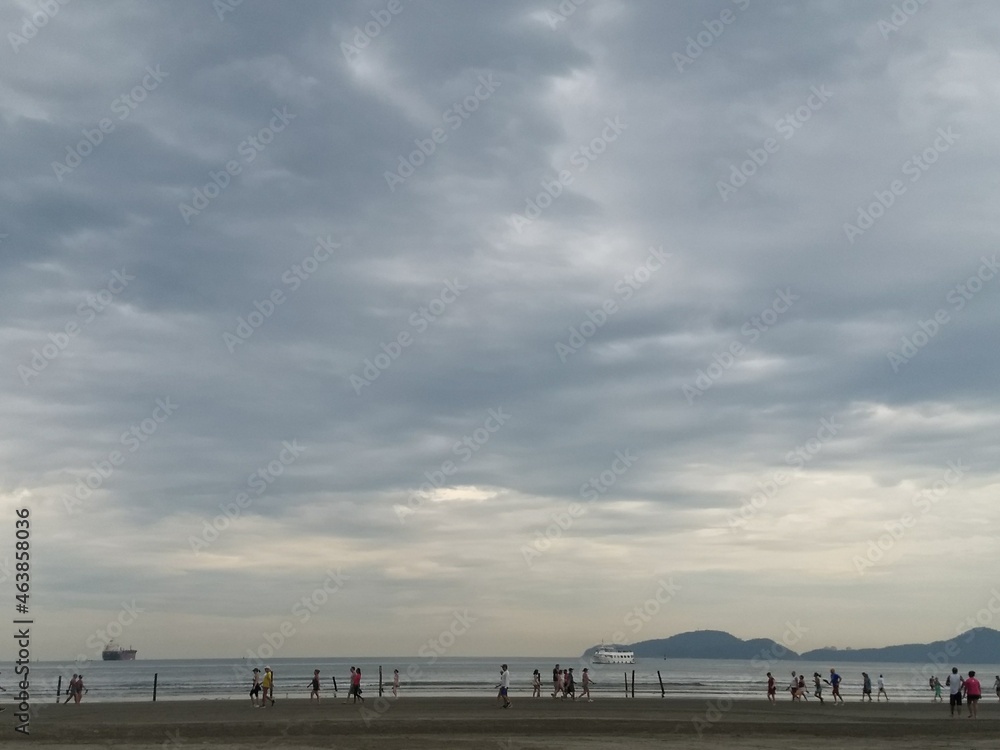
[21,656,1000,704]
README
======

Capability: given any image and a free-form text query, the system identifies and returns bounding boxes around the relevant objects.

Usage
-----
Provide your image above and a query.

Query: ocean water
[21,656,1000,704]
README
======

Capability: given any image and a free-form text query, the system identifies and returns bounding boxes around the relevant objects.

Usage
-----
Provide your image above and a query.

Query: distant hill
[800,627,1000,663]
[584,629,799,660]
[583,627,1000,663]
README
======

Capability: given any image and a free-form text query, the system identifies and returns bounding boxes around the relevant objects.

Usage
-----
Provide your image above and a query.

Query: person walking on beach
[826,668,844,704]
[796,673,809,701]
[963,670,982,718]
[531,669,541,698]
[310,669,321,701]
[496,664,511,709]
[861,672,872,702]
[345,666,356,703]
[946,667,964,716]
[249,668,262,706]
[552,664,561,698]
[565,668,576,700]
[74,674,86,704]
[812,672,824,703]
[993,675,1000,701]
[580,668,596,702]
[352,667,364,703]
[788,671,800,700]
[932,676,942,702]
[260,667,274,707]
[766,672,776,704]
[63,674,78,704]
[876,674,889,702]
[393,669,400,698]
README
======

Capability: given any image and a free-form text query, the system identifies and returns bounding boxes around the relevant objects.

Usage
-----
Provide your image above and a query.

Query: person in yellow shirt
[261,666,274,707]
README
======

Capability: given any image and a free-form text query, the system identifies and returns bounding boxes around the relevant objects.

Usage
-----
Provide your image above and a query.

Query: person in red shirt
[963,670,982,718]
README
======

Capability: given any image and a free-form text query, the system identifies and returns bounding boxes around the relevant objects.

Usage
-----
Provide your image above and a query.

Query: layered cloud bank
[2,0,999,659]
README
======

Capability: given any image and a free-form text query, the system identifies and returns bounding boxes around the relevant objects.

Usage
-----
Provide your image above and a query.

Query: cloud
[2,0,999,659]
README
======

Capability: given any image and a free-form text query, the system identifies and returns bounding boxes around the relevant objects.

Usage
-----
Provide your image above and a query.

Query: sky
[2,0,999,662]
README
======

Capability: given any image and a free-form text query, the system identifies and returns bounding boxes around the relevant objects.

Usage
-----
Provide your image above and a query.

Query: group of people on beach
[765,667,999,717]
[529,664,597,702]
[500,663,597,708]
[62,674,86,704]
[931,667,999,719]
[249,666,274,707]
[250,665,403,706]
[767,669,850,704]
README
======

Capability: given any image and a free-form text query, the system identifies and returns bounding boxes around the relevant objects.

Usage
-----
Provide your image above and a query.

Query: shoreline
[9,697,999,749]
[17,691,987,704]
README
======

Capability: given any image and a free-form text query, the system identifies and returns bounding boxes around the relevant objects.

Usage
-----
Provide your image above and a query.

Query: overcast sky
[3,0,999,662]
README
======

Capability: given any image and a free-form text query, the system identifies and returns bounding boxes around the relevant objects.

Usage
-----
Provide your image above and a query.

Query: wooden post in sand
[657,670,665,698]
[623,672,628,697]
[379,666,383,697]
[56,676,62,702]
[152,673,158,702]
[631,670,635,698]
[332,676,338,696]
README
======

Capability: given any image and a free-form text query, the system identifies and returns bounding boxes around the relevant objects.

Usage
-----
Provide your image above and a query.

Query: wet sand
[5,696,998,749]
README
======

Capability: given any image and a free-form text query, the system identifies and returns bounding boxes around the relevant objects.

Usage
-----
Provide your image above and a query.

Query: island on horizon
[583,626,1000,663]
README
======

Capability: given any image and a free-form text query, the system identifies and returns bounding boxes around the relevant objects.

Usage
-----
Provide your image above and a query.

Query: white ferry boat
[592,645,635,664]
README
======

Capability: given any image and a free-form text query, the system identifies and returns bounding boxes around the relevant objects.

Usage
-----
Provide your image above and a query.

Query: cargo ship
[101,641,137,661]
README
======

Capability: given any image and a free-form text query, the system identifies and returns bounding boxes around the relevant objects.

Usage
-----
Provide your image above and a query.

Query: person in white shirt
[877,674,889,702]
[946,667,964,717]
[496,664,511,709]
[249,668,262,707]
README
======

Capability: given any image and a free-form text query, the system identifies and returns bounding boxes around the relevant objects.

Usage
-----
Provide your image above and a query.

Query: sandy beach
[4,696,998,749]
